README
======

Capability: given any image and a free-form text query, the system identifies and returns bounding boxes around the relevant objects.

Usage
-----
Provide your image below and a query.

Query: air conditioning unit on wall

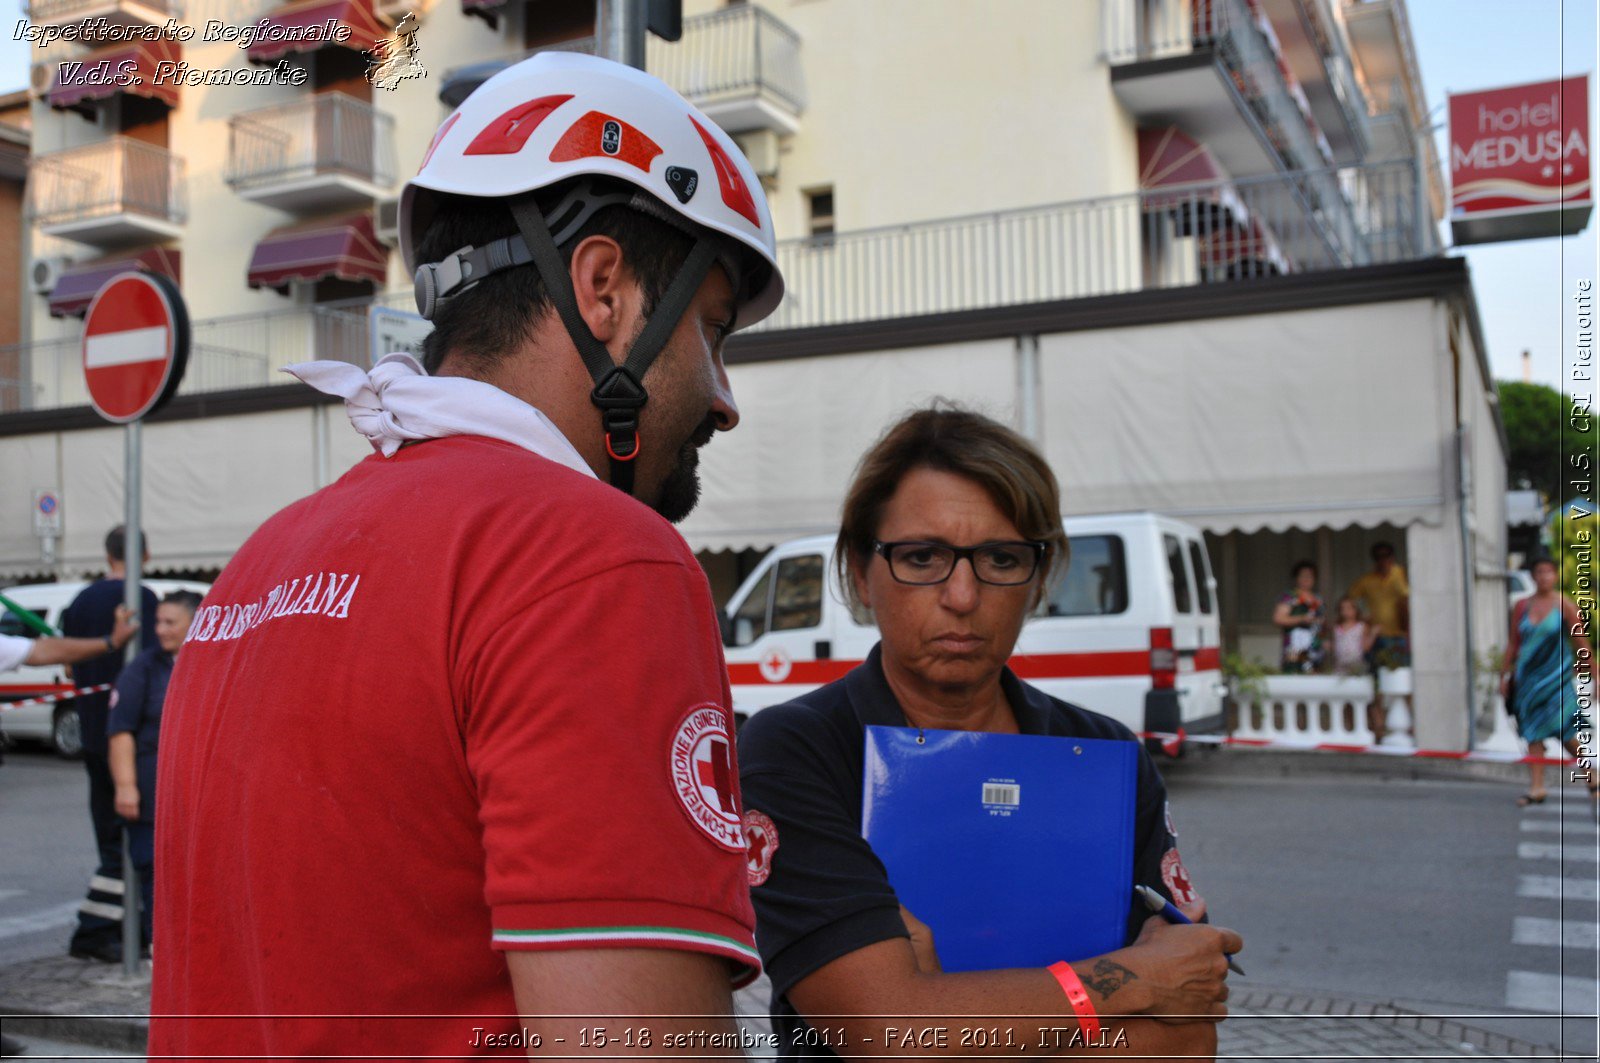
[734,130,781,180]
[374,197,401,245]
[29,256,72,295]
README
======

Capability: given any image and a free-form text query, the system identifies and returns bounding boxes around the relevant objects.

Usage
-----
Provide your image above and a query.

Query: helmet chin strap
[509,196,719,497]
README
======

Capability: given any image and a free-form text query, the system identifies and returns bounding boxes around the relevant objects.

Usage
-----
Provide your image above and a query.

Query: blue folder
[862,725,1138,972]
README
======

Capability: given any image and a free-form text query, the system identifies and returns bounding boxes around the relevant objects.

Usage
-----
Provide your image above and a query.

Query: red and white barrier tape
[1138,729,1582,766]
[0,683,111,714]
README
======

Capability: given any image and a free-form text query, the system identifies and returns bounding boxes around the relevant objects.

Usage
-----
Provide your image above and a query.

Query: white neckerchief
[284,354,595,479]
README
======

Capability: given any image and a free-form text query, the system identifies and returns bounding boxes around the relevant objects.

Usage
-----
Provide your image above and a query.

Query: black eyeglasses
[873,540,1046,586]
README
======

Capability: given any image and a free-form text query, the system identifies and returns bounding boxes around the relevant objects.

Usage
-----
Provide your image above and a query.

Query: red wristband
[1047,961,1102,1041]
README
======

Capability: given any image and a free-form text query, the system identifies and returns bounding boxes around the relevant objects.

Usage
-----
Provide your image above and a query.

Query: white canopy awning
[680,338,1021,552]
[0,405,372,581]
[1037,299,1451,534]
[684,298,1456,552]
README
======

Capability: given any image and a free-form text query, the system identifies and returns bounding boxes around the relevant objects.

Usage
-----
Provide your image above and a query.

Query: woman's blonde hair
[835,405,1068,612]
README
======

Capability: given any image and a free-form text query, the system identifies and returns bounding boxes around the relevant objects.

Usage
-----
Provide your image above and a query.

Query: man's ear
[568,234,641,348]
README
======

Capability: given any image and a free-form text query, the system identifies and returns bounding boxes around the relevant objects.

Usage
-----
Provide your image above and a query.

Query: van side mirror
[718,608,733,647]
[733,618,755,646]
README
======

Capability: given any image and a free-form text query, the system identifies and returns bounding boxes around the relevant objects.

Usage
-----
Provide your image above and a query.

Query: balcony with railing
[1254,0,1374,163]
[756,159,1430,332]
[227,94,398,213]
[23,0,178,40]
[1104,0,1337,178]
[440,4,807,136]
[0,294,396,413]
[28,136,187,247]
[2,159,1437,416]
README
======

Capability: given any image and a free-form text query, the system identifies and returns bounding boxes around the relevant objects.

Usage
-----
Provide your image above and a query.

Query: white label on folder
[982,780,1020,814]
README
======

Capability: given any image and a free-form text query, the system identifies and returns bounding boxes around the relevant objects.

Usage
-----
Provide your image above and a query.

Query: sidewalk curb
[0,1007,147,1055]
[1168,743,1541,785]
[0,955,150,1055]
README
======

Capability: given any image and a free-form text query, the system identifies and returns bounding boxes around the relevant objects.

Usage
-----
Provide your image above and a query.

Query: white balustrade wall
[1233,669,1415,749]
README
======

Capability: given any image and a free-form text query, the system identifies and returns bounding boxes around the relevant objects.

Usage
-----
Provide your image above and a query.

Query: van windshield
[1047,535,1128,616]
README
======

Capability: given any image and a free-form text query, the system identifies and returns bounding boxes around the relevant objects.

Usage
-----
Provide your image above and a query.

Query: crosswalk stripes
[1520,874,1600,902]
[1517,841,1600,863]
[1508,810,1600,1013]
[1511,916,1600,949]
[1516,816,1600,832]
[1505,970,1600,1012]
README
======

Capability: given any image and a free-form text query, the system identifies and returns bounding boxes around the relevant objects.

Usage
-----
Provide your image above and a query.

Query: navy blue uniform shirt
[738,644,1190,1062]
[107,645,175,823]
[60,579,159,757]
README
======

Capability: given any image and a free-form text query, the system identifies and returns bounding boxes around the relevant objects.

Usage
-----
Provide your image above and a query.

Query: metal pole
[121,419,142,976]
[1413,156,1428,255]
[596,0,647,69]
[1458,424,1479,752]
[1015,334,1042,444]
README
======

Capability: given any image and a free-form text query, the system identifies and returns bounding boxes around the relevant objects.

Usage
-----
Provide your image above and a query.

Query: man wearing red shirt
[152,52,784,1057]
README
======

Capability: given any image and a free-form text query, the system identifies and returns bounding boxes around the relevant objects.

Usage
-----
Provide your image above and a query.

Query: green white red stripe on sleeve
[492,925,762,987]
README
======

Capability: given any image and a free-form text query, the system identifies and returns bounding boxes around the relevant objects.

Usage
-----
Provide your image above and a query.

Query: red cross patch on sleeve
[669,704,746,852]
[743,809,779,887]
[1161,848,1201,908]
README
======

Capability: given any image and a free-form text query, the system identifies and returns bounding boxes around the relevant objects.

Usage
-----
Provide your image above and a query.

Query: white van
[0,580,211,757]
[720,513,1224,744]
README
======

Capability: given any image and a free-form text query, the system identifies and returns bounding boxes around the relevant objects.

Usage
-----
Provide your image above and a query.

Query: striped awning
[48,247,182,319]
[1200,217,1292,277]
[246,0,386,63]
[46,37,182,112]
[247,212,388,291]
[1137,126,1248,236]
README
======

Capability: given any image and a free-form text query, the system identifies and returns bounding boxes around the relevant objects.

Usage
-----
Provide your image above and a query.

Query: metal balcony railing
[3,163,1429,414]
[443,4,806,114]
[755,160,1429,333]
[28,136,187,229]
[0,295,393,414]
[648,3,806,113]
[227,94,397,191]
[1103,0,1334,171]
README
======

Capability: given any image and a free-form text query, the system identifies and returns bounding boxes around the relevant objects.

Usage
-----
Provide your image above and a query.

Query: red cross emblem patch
[744,809,780,887]
[670,704,745,852]
[1161,848,1201,908]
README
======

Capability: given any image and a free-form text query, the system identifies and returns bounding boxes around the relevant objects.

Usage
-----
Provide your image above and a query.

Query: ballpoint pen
[1134,884,1246,976]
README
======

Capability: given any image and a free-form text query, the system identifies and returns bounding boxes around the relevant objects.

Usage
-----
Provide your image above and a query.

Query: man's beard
[652,414,718,523]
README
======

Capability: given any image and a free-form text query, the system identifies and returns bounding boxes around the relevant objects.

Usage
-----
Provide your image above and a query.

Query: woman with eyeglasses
[737,407,1240,1062]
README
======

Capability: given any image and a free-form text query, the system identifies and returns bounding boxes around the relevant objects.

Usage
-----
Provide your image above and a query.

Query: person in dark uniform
[109,590,201,948]
[60,524,159,962]
[739,408,1241,1061]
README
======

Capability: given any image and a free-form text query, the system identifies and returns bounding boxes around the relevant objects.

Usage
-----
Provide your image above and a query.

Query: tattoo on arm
[1083,959,1139,1000]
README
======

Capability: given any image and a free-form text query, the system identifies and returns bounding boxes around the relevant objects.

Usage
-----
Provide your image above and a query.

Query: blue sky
[1,0,1594,389]
[1408,0,1596,391]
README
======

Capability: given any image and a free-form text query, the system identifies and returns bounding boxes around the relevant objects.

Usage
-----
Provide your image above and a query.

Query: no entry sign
[82,271,190,423]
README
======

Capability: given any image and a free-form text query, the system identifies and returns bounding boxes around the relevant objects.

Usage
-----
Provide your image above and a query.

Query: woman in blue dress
[1500,556,1595,807]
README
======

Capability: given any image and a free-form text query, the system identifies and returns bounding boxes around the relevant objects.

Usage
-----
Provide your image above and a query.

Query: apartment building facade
[2,0,1507,748]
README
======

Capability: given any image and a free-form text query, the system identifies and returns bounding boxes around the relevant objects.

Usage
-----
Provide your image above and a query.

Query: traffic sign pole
[81,269,186,980]
[121,419,142,977]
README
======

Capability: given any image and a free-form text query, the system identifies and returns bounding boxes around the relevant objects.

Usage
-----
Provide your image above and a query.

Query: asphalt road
[0,746,96,969]
[1163,753,1599,1055]
[2,744,1597,1056]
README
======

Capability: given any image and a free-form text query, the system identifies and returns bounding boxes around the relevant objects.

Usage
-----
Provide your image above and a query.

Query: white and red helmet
[400,50,783,327]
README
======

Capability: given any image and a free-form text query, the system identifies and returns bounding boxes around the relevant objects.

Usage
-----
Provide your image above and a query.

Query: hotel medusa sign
[1448,74,1592,245]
